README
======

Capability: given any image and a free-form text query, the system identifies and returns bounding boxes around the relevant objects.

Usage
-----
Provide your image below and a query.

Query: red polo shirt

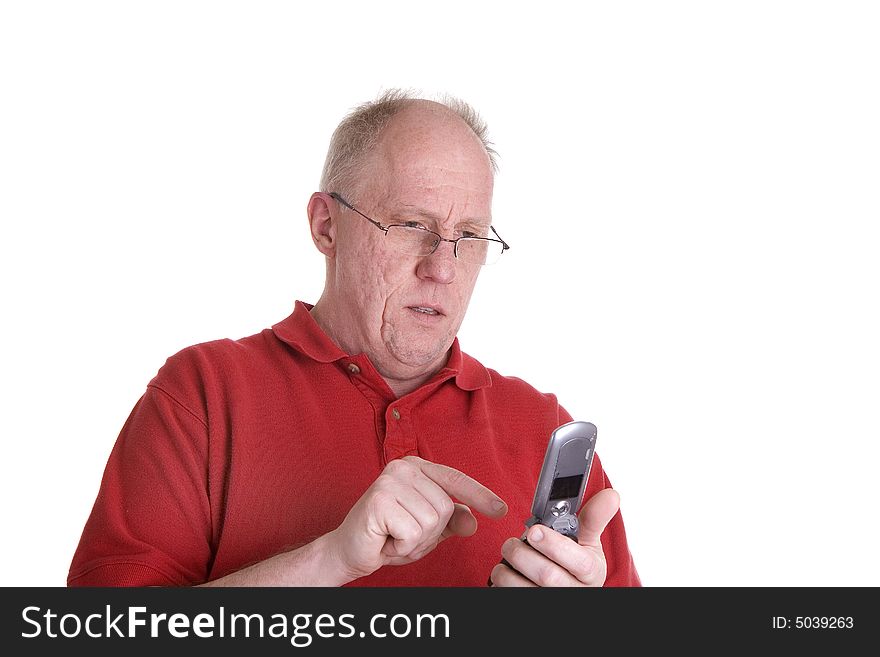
[69,301,640,586]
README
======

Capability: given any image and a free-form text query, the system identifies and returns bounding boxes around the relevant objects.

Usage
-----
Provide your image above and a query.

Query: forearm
[197,531,354,587]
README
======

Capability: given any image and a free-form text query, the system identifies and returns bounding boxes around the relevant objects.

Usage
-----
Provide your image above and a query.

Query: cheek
[338,242,410,307]
[337,232,379,281]
[456,269,482,303]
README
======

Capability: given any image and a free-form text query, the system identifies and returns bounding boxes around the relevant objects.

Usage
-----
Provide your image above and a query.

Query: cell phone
[490,420,597,584]
[525,420,597,540]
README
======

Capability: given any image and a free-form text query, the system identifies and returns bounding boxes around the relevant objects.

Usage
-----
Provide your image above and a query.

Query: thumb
[440,503,479,539]
[577,488,620,547]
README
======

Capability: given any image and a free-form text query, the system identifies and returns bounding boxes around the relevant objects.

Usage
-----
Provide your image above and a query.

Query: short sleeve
[67,384,213,586]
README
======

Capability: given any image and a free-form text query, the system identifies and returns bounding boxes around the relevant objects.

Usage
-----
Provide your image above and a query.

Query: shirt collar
[271,300,491,391]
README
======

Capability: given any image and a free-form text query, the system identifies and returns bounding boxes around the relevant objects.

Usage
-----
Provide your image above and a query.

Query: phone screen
[549,474,584,500]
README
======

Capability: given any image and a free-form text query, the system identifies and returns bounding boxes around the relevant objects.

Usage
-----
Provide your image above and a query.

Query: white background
[2,1,878,587]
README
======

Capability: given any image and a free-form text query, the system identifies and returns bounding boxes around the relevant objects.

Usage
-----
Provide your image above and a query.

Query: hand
[489,488,620,587]
[327,456,508,582]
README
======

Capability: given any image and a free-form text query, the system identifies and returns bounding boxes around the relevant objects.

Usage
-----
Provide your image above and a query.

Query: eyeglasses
[329,192,510,266]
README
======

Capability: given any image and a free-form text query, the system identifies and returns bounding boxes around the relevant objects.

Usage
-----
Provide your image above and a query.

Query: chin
[386,337,452,371]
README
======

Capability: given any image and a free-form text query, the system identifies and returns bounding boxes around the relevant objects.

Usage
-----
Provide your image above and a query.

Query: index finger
[407,457,508,518]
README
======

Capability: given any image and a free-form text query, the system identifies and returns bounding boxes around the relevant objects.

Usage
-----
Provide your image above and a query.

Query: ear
[307,192,337,257]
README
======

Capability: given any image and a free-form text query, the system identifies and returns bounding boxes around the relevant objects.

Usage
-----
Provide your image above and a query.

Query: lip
[406,302,446,317]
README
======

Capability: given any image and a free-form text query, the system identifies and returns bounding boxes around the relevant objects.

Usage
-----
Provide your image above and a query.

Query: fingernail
[492,499,506,512]
[530,527,544,542]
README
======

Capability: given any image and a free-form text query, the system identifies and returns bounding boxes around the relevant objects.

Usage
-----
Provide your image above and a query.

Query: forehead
[360,105,494,220]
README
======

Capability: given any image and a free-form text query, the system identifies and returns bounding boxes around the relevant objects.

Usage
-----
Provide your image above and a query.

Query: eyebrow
[389,206,492,230]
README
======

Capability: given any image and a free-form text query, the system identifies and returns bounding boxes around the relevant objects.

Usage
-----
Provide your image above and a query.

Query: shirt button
[391,408,401,420]
[347,363,361,374]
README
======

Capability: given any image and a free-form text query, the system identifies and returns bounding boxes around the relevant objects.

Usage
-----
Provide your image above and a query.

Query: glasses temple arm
[490,225,510,250]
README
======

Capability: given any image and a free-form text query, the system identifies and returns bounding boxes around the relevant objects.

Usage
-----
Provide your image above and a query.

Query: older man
[68,91,640,587]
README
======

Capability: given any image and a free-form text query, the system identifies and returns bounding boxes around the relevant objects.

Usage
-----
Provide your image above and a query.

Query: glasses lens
[385,226,506,265]
[385,225,439,256]
[458,238,504,265]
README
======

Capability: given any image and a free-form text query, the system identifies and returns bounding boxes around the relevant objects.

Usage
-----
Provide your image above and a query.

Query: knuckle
[443,468,467,489]
[436,496,455,520]
[385,456,423,481]
[536,562,565,588]
[373,472,392,489]
[421,505,441,530]
[398,524,423,545]
[368,488,394,511]
[383,459,409,477]
[574,554,596,579]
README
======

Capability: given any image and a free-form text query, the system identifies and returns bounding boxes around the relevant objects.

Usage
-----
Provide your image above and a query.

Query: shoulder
[149,327,281,392]
[489,368,559,404]
[462,350,571,421]
[463,350,557,398]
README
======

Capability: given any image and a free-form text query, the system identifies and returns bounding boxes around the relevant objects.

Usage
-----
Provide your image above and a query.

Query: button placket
[384,404,420,461]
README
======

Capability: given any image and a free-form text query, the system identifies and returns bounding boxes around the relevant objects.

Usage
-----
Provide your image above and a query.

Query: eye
[403,220,428,230]
[459,226,490,239]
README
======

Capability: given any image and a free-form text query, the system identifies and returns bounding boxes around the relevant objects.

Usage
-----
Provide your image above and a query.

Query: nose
[415,239,457,284]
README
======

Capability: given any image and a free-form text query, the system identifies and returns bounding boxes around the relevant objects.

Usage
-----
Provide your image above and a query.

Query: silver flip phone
[490,420,598,584]
[525,420,597,539]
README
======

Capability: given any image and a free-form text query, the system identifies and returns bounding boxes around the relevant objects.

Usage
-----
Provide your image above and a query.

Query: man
[68,90,640,587]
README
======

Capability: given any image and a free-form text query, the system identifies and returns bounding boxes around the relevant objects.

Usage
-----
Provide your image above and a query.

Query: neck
[382,370,438,398]
[310,296,449,399]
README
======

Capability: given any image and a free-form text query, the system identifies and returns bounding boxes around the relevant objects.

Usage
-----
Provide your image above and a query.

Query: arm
[197,533,347,587]
[203,456,508,587]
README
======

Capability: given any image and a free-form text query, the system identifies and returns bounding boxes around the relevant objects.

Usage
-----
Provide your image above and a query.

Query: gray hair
[319,89,499,196]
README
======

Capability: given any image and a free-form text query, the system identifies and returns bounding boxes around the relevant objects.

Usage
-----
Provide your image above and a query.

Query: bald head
[320,90,498,199]
[360,102,494,205]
